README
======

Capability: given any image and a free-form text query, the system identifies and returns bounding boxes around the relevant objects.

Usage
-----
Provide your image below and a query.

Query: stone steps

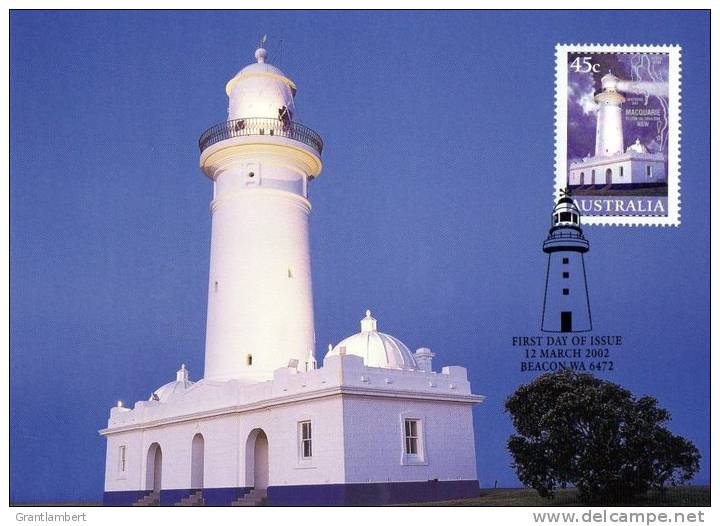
[231,488,267,506]
[175,490,204,507]
[132,488,266,507]
[133,491,160,506]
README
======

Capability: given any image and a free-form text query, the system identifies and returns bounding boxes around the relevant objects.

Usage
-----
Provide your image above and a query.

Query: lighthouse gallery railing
[199,118,324,155]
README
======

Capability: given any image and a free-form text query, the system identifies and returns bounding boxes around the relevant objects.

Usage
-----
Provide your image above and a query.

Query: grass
[10,502,102,508]
[14,486,710,507]
[413,486,711,507]
[570,186,668,197]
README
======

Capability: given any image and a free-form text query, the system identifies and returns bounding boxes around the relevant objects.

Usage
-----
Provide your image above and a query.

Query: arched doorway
[245,429,269,490]
[191,434,204,489]
[605,168,613,185]
[146,443,162,492]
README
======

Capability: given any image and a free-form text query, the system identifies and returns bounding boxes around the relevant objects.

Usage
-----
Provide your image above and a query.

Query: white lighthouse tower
[101,42,483,507]
[594,71,625,157]
[199,45,323,382]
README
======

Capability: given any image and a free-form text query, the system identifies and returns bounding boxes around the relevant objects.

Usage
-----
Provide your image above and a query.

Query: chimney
[414,348,435,373]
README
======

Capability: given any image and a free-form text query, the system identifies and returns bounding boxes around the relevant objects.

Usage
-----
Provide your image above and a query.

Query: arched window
[191,434,204,489]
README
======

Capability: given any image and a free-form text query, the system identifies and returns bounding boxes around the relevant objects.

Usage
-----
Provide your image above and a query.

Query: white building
[99,45,484,506]
[568,72,667,188]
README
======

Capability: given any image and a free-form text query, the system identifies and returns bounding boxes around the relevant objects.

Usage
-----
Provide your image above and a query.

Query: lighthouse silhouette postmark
[555,44,682,226]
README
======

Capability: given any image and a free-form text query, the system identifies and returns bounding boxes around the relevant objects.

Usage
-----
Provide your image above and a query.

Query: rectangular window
[562,257,569,264]
[118,445,127,473]
[563,288,570,295]
[300,421,312,459]
[562,272,570,279]
[620,166,624,177]
[646,165,652,177]
[404,419,419,455]
[559,212,572,222]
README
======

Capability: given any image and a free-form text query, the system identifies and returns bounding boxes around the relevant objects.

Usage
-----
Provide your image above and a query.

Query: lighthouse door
[146,443,162,492]
[245,428,269,490]
[561,312,573,332]
[253,430,269,490]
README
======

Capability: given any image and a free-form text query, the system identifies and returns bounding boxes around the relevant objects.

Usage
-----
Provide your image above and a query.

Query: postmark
[555,44,682,226]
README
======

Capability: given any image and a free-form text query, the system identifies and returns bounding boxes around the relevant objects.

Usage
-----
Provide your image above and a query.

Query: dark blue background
[10,10,710,503]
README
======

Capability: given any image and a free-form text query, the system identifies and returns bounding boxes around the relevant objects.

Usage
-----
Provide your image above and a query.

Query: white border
[554,44,682,227]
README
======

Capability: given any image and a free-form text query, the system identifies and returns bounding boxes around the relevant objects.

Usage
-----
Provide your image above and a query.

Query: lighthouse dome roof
[326,311,418,370]
[601,71,620,91]
[226,57,296,95]
[627,138,648,153]
[225,46,297,121]
[149,364,194,402]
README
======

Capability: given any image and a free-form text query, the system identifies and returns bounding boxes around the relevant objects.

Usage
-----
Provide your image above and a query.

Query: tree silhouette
[505,371,700,503]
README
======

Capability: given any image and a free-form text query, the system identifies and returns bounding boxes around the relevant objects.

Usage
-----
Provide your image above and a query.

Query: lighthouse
[541,193,592,333]
[198,45,323,382]
[594,71,625,157]
[567,70,667,189]
[100,42,483,507]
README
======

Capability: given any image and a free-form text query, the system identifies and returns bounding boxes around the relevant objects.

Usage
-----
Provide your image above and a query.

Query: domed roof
[149,364,194,402]
[600,70,620,91]
[326,311,418,370]
[627,138,648,153]
[554,198,579,213]
[225,47,297,96]
[224,46,298,122]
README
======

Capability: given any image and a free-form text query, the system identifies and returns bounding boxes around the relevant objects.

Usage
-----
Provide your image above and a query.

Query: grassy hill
[416,486,711,507]
[14,486,710,507]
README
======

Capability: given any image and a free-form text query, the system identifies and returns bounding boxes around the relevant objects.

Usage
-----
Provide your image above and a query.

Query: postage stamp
[555,44,682,226]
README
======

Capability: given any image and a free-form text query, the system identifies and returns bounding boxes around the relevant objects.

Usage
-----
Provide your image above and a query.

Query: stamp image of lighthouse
[541,191,591,333]
[556,45,681,224]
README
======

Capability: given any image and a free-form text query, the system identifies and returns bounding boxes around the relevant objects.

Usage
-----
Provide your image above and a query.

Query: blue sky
[10,10,710,503]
